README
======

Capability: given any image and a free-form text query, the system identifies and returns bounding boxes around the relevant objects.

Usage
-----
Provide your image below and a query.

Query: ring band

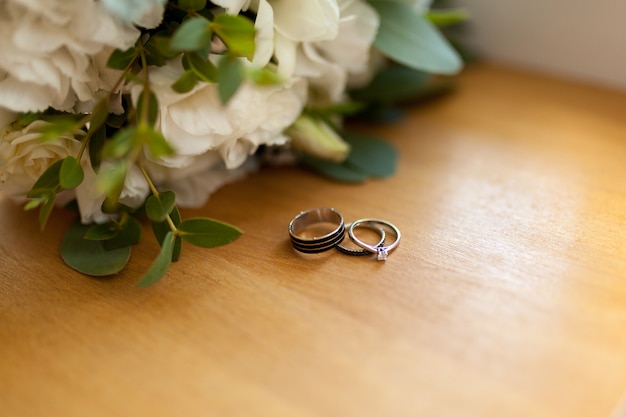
[349,219,401,261]
[336,222,386,256]
[288,208,344,253]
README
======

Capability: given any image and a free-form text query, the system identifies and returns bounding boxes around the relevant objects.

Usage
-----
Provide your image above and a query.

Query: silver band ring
[336,222,386,256]
[288,208,344,253]
[349,219,401,261]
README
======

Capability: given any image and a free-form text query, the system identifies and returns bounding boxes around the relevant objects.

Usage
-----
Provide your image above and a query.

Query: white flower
[74,161,149,224]
[101,0,166,28]
[0,0,141,113]
[132,58,307,171]
[0,120,82,199]
[291,0,379,105]
[143,152,258,208]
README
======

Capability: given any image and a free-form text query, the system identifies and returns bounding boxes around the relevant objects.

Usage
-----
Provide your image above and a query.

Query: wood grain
[1,64,626,417]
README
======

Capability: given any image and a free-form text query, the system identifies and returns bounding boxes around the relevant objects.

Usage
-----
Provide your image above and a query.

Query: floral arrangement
[0,0,464,285]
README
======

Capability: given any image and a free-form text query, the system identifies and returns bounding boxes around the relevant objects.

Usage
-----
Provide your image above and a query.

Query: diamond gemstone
[376,247,388,261]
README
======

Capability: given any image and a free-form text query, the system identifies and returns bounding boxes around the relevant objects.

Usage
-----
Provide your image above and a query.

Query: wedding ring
[349,219,401,261]
[288,208,345,253]
[336,222,386,256]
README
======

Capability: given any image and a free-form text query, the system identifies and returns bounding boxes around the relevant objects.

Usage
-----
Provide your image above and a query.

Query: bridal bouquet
[0,0,463,285]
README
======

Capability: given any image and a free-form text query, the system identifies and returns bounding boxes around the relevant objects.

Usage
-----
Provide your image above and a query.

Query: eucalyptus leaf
[140,125,174,158]
[245,66,283,85]
[36,117,80,142]
[172,70,198,93]
[137,90,159,126]
[102,127,136,159]
[97,160,129,203]
[59,156,85,189]
[38,192,56,231]
[217,55,244,104]
[178,0,207,12]
[299,154,369,183]
[146,35,180,63]
[344,132,397,178]
[349,65,430,103]
[105,112,127,129]
[151,205,182,261]
[178,217,243,248]
[185,52,217,82]
[211,14,255,59]
[369,0,462,74]
[427,9,469,27]
[84,222,119,240]
[27,159,62,197]
[89,124,107,170]
[137,231,175,287]
[61,221,132,276]
[145,191,176,222]
[105,216,142,250]
[107,47,137,70]
[170,17,213,52]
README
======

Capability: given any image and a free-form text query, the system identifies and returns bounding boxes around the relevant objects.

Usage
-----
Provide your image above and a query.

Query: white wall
[455,0,626,90]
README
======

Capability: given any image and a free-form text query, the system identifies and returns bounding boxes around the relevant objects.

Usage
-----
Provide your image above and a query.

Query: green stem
[137,162,178,233]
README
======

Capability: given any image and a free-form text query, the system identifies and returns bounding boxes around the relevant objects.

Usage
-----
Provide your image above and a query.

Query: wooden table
[2,64,626,417]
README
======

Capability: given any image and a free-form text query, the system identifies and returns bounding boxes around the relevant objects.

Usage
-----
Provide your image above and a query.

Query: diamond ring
[348,218,401,261]
[336,221,386,256]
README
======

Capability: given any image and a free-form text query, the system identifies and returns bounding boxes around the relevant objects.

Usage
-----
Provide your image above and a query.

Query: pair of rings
[288,208,401,261]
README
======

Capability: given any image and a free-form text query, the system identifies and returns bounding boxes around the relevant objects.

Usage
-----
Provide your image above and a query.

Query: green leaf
[97,160,129,203]
[344,132,397,178]
[23,197,44,211]
[210,14,256,59]
[427,9,469,27]
[38,192,56,231]
[105,112,127,129]
[151,205,182,261]
[102,127,137,159]
[59,156,84,189]
[171,70,198,93]
[105,216,142,250]
[245,66,283,85]
[145,191,176,222]
[299,154,368,183]
[36,117,80,142]
[137,231,175,287]
[89,124,107,170]
[16,112,39,128]
[178,0,207,12]
[84,222,119,240]
[140,125,174,158]
[61,221,132,276]
[107,47,137,70]
[184,52,217,82]
[217,55,244,105]
[137,90,159,126]
[27,159,62,197]
[350,65,430,103]
[369,0,462,74]
[145,34,181,66]
[170,17,213,52]
[178,217,243,248]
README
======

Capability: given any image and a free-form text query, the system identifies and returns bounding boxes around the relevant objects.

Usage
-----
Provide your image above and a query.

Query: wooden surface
[2,64,626,417]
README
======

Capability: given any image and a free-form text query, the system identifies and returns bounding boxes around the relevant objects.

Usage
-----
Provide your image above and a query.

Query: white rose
[101,0,166,28]
[0,120,82,199]
[0,0,141,113]
[292,0,379,105]
[132,58,307,171]
[74,160,150,224]
[143,152,258,208]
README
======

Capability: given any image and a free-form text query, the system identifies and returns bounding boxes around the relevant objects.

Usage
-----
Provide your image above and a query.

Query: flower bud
[288,115,350,162]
